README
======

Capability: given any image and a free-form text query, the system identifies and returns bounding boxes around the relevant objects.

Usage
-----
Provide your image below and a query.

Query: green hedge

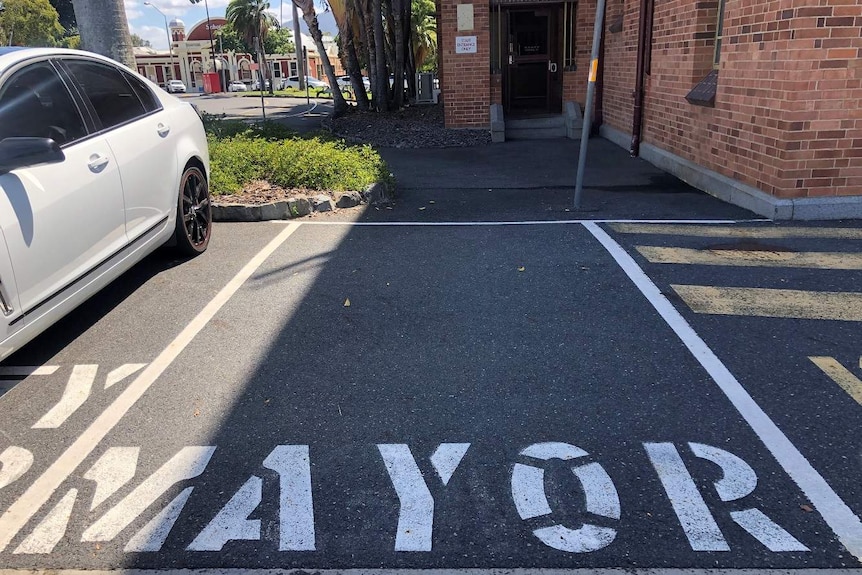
[204,118,391,196]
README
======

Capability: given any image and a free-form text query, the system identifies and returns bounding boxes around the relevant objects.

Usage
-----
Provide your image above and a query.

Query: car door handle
[157,123,171,137]
[87,154,110,173]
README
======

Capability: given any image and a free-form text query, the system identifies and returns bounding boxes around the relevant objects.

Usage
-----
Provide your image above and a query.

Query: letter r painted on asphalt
[644,442,808,552]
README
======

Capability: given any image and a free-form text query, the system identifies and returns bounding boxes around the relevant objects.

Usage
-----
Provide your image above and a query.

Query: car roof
[0,47,135,77]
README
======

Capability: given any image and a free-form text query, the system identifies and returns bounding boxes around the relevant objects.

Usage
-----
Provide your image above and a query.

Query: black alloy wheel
[175,165,212,256]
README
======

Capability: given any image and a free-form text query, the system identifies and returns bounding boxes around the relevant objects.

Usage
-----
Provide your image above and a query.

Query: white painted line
[281,218,761,227]
[378,444,435,552]
[1,570,861,575]
[430,443,470,486]
[188,476,262,551]
[0,222,303,552]
[585,221,862,559]
[0,366,60,377]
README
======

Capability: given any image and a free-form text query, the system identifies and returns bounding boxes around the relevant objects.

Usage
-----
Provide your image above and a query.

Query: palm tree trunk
[390,0,406,109]
[344,24,370,109]
[71,0,135,68]
[296,2,349,116]
[291,2,305,90]
[372,0,388,111]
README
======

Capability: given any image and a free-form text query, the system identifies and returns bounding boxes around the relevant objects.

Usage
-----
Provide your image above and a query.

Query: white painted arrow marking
[125,487,194,552]
[83,447,140,510]
[82,446,215,542]
[188,476,262,551]
[105,364,147,390]
[0,446,33,491]
[32,365,98,429]
[13,489,77,554]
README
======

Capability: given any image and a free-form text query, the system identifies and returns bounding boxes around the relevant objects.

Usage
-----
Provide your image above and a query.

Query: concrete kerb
[211,182,392,222]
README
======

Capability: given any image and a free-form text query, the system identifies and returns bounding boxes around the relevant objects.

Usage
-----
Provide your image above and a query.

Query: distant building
[133,17,343,92]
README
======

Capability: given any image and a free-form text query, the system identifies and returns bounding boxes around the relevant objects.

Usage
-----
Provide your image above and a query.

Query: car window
[124,71,160,113]
[64,59,148,130]
[0,61,87,145]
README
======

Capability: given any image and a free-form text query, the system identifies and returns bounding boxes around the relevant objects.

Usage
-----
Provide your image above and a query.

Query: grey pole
[144,3,178,85]
[573,0,607,209]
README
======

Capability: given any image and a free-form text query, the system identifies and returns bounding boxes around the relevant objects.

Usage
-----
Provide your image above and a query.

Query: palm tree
[292,0,349,115]
[71,0,135,68]
[226,0,278,94]
[327,0,370,109]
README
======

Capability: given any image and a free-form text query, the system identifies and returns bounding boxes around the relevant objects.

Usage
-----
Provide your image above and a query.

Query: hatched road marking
[611,223,862,239]
[636,246,862,270]
[810,357,862,406]
[671,286,862,322]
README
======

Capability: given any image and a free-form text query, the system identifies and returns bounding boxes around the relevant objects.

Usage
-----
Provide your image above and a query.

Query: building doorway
[503,6,562,116]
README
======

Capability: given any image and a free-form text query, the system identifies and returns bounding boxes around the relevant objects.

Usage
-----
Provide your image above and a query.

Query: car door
[62,58,177,243]
[0,59,126,324]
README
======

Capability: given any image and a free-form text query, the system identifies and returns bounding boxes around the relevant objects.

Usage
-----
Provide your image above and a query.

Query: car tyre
[174,165,212,256]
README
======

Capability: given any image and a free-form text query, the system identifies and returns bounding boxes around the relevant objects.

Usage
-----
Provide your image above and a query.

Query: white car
[282,75,329,94]
[337,75,370,91]
[228,80,248,92]
[0,47,212,361]
[166,79,186,93]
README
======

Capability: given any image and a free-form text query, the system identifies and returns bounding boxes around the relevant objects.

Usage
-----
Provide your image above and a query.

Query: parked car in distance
[228,80,248,92]
[167,79,186,93]
[337,75,371,91]
[282,75,328,94]
[0,47,212,361]
[251,78,270,90]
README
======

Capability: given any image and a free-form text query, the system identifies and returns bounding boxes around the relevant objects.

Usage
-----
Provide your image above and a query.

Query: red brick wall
[602,0,862,199]
[561,0,600,107]
[441,0,491,127]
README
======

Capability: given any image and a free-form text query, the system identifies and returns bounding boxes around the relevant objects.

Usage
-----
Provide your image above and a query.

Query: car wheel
[174,165,212,256]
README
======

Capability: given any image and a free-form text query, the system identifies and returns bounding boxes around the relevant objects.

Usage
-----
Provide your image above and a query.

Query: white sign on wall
[455,36,477,54]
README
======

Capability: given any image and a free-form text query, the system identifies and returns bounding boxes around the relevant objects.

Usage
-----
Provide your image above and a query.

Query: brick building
[437,0,862,218]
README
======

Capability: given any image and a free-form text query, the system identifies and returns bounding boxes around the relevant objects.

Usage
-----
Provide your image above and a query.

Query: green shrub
[202,114,297,140]
[207,134,392,196]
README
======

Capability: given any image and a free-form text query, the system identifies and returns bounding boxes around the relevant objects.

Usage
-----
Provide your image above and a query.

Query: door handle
[87,154,109,173]
[157,123,171,137]
[549,62,558,73]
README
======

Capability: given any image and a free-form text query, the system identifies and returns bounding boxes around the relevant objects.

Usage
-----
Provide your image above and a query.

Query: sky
[127,0,338,50]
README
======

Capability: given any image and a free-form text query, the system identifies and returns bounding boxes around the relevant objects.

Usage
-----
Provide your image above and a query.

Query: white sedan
[0,47,212,361]
[228,80,248,92]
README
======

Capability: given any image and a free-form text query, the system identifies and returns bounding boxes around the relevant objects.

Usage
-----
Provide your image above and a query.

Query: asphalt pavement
[1,111,862,573]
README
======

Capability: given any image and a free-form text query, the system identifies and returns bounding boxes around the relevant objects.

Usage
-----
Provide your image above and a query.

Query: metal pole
[304,46,309,105]
[255,36,267,121]
[573,0,607,209]
[145,3,178,84]
[189,0,220,91]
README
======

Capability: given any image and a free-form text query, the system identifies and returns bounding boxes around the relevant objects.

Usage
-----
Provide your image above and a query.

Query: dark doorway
[504,6,562,117]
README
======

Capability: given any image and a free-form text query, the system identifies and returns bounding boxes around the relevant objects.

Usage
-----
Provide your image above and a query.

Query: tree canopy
[130,32,151,47]
[0,0,64,46]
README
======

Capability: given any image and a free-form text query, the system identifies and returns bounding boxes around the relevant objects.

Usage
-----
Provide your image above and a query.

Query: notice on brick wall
[457,4,474,30]
[455,36,477,54]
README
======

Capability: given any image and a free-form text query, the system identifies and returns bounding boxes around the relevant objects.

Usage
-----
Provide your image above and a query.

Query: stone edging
[212,182,390,222]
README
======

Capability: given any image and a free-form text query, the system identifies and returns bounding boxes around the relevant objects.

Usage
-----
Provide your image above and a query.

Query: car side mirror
[0,138,65,174]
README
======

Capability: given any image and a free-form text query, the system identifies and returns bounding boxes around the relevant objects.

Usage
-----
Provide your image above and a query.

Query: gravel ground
[328,103,492,148]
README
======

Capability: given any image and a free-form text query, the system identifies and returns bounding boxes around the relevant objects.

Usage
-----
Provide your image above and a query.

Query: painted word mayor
[3,441,808,554]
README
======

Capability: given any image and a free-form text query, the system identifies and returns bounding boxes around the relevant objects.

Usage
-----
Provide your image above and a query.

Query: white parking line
[0,223,303,552]
[583,221,862,560]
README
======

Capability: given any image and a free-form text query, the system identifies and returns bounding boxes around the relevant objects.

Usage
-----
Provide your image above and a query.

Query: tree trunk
[291,2,305,90]
[344,24,370,109]
[71,0,134,68]
[405,0,417,100]
[390,0,406,109]
[360,2,379,109]
[372,0,388,111]
[299,5,349,116]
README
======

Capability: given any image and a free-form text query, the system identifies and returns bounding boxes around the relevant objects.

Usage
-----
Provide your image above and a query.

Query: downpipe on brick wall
[630,0,654,157]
